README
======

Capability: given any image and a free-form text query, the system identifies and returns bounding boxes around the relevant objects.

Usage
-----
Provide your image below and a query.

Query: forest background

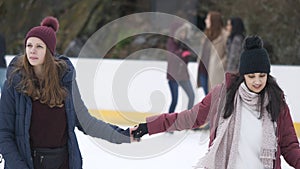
[0,0,299,65]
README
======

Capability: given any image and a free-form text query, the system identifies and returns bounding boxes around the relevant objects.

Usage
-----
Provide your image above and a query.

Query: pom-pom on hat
[239,35,270,75]
[25,16,59,55]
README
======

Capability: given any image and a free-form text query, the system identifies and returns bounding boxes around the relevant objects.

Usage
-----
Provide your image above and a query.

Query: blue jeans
[168,80,195,113]
[0,68,6,92]
[199,73,208,95]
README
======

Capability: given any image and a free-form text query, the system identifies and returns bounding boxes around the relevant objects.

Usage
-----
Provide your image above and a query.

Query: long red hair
[9,49,68,107]
[204,11,224,41]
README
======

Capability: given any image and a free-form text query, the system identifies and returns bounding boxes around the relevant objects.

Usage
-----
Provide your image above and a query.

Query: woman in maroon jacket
[132,35,300,169]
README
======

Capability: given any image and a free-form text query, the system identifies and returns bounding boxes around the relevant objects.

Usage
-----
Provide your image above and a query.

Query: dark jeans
[199,73,208,95]
[168,80,195,113]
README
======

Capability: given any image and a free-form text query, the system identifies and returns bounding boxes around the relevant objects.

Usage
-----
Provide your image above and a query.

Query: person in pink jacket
[132,35,300,169]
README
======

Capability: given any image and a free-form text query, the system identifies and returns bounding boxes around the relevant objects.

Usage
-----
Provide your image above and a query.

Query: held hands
[129,126,139,142]
[131,123,148,141]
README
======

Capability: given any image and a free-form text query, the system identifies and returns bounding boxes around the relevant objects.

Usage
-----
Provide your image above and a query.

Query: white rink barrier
[1,55,299,168]
[3,55,300,122]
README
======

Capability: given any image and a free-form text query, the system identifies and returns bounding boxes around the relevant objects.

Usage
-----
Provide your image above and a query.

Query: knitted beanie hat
[239,35,270,75]
[25,16,59,55]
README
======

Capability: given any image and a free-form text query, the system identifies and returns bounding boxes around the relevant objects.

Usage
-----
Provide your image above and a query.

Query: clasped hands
[129,123,148,142]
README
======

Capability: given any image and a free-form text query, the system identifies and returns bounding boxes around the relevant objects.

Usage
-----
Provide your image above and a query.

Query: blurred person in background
[166,22,195,114]
[197,11,228,95]
[196,11,228,130]
[226,17,246,73]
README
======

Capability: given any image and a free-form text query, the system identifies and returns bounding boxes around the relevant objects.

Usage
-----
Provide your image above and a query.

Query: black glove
[132,123,148,140]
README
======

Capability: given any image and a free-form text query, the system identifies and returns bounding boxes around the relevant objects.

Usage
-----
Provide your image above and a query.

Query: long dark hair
[223,74,284,121]
[228,17,245,41]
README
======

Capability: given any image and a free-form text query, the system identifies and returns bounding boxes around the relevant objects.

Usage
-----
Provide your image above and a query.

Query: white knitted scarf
[195,82,277,169]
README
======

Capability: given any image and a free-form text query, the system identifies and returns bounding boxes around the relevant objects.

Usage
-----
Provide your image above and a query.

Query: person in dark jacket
[0,33,6,91]
[132,35,300,169]
[0,16,134,169]
[226,17,246,73]
[166,22,195,113]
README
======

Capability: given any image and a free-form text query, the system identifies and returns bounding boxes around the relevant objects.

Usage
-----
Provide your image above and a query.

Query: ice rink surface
[0,123,295,169]
[76,128,293,169]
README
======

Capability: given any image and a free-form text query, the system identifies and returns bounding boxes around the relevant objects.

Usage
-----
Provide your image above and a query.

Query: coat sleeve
[71,80,130,144]
[146,86,214,135]
[279,103,300,168]
[0,81,30,168]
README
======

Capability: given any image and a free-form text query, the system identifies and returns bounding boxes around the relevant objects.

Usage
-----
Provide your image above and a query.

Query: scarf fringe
[260,149,276,169]
[261,158,275,169]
